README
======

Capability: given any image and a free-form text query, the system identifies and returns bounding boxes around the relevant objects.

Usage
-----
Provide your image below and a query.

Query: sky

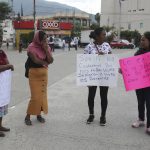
[46,0,101,14]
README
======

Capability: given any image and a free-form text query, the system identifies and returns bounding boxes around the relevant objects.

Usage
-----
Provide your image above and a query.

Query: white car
[54,38,63,48]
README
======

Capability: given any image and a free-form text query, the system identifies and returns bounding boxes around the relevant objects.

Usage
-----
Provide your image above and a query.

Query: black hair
[89,27,105,40]
[39,30,46,42]
[144,31,150,48]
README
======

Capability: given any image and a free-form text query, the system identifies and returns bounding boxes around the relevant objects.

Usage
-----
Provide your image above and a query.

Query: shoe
[0,131,5,137]
[0,127,10,132]
[37,115,45,123]
[100,117,106,126]
[25,117,32,126]
[146,127,150,135]
[132,120,145,128]
[86,114,95,124]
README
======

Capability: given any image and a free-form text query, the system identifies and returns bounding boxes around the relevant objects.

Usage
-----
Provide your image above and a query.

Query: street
[0,46,150,150]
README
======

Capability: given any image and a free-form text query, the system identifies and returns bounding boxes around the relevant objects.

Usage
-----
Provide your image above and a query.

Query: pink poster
[119,52,150,91]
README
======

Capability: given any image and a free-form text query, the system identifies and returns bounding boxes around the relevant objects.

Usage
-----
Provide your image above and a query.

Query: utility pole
[33,0,36,33]
[118,0,125,40]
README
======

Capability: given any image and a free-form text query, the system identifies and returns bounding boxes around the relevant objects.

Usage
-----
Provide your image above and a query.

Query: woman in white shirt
[84,28,112,126]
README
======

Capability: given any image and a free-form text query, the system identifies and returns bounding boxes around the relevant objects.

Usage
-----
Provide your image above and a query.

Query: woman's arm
[42,42,54,64]
[28,52,48,66]
[0,64,14,72]
[45,49,54,64]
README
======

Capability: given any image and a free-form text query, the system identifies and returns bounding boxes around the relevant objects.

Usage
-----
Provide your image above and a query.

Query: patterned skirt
[0,105,8,117]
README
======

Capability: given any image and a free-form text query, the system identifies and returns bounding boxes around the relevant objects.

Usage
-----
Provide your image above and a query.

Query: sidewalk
[0,72,150,150]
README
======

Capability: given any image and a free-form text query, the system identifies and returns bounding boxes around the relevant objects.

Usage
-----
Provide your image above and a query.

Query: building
[52,12,91,29]
[13,20,73,49]
[101,0,150,33]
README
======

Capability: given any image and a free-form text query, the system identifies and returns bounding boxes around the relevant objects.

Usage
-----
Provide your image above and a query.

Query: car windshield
[121,40,130,44]
[54,38,61,42]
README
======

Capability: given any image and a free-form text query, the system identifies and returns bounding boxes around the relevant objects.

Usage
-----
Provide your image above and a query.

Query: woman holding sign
[131,32,150,135]
[84,28,112,126]
[0,38,14,137]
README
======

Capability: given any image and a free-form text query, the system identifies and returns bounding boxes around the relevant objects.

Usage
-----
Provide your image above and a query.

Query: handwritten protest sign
[0,70,12,107]
[119,52,150,91]
[77,54,119,87]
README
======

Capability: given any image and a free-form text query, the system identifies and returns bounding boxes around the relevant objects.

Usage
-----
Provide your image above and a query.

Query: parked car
[53,38,63,48]
[110,39,135,49]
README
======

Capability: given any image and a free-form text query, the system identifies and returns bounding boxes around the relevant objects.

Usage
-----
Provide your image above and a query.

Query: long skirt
[27,68,48,115]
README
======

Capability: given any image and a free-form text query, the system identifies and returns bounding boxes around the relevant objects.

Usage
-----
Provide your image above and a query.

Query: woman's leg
[132,89,145,128]
[88,86,97,115]
[136,89,145,121]
[100,86,109,118]
[86,86,97,124]
[0,117,2,127]
[143,88,150,128]
[0,117,10,132]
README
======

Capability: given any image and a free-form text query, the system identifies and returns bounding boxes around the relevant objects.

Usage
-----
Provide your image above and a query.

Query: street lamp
[118,0,125,40]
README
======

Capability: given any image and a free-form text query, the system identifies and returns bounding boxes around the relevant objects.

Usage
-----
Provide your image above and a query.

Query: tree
[90,23,99,30]
[102,26,115,32]
[120,30,141,47]
[0,2,11,20]
[71,23,82,37]
[95,13,100,26]
[0,2,11,40]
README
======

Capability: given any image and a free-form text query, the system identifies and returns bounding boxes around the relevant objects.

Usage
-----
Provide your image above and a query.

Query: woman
[0,38,14,137]
[84,28,112,126]
[130,32,150,135]
[25,31,54,126]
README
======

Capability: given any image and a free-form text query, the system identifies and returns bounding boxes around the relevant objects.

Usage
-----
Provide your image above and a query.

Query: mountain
[12,0,88,16]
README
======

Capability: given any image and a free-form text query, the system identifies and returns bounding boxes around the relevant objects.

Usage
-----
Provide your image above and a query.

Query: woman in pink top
[25,31,53,126]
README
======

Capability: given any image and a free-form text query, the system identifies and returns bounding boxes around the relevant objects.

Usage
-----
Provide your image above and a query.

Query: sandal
[37,115,45,123]
[146,128,150,135]
[0,131,5,137]
[132,120,145,128]
[0,127,10,132]
[25,118,32,126]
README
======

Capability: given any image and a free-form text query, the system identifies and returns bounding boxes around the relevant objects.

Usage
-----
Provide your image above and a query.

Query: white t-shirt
[84,42,112,54]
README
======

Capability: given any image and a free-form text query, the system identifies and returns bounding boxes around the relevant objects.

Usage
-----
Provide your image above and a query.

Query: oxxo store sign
[41,20,59,30]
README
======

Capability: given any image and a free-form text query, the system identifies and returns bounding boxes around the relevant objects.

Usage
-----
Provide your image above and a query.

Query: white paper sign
[0,70,12,107]
[77,54,119,87]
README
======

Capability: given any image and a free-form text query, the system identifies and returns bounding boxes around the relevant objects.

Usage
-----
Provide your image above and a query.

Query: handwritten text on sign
[0,70,12,107]
[119,52,150,91]
[77,54,119,86]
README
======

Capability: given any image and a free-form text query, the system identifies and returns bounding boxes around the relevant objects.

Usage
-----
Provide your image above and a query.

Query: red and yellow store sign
[40,20,59,30]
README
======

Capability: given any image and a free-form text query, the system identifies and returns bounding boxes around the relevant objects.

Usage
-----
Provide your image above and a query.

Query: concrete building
[101,0,150,33]
[53,12,91,29]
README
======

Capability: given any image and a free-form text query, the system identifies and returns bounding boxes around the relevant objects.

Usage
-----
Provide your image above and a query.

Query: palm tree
[95,13,100,26]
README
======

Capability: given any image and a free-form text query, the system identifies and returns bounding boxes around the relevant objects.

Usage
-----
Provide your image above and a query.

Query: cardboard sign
[0,70,12,107]
[77,54,119,87]
[119,52,150,91]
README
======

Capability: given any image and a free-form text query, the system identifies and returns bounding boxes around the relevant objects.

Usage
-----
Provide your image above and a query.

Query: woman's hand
[98,51,105,55]
[8,64,14,71]
[42,41,49,52]
[118,68,122,74]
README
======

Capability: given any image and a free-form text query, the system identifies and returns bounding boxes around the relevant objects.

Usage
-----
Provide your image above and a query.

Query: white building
[101,0,150,34]
[2,19,15,42]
